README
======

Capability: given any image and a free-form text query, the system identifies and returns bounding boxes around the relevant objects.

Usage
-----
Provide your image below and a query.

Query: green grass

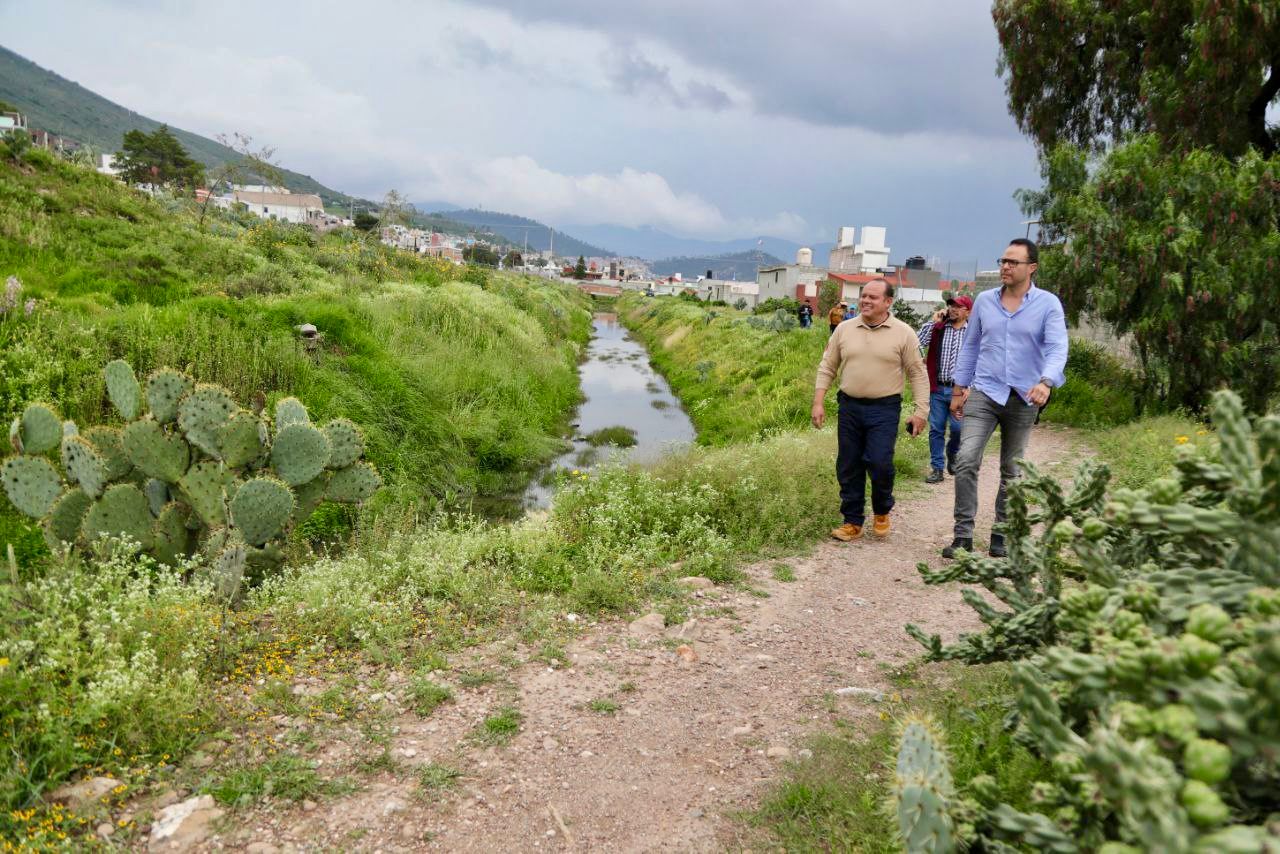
[1089,413,1204,488]
[474,706,522,745]
[417,762,462,791]
[771,563,797,582]
[750,664,1048,851]
[584,425,639,447]
[407,678,453,717]
[587,698,619,714]
[456,669,497,688]
[204,753,353,807]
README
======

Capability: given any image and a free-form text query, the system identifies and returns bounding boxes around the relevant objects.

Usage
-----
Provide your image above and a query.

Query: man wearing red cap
[917,295,972,483]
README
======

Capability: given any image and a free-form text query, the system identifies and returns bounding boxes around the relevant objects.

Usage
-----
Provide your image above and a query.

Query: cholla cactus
[2,361,381,601]
[894,390,1280,850]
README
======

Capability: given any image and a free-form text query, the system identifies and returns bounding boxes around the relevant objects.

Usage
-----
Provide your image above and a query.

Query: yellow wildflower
[1175,435,1190,444]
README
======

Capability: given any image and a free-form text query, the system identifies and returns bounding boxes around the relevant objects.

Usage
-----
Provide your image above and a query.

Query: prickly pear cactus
[894,715,957,853]
[0,360,380,602]
[900,390,1280,851]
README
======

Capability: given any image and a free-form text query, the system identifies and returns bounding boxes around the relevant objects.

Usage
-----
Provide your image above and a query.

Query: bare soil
[150,425,1081,853]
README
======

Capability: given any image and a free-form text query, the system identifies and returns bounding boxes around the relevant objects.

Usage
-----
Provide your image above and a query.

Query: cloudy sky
[1,0,1042,267]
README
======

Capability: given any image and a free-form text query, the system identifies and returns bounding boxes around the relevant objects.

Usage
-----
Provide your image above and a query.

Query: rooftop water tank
[796,247,813,265]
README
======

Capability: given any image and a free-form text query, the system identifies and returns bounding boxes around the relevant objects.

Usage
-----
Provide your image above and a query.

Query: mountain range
[418,208,614,260]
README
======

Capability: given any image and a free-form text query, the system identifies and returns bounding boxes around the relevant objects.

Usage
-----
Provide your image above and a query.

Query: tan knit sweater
[815,315,929,418]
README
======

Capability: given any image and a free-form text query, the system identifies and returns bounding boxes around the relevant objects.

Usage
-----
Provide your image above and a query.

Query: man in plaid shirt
[916,295,972,483]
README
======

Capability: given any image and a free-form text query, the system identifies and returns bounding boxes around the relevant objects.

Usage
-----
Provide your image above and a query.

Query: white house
[230,189,324,224]
[755,247,828,303]
[827,225,891,273]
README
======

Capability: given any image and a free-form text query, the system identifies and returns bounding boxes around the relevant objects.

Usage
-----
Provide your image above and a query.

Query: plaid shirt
[917,321,967,384]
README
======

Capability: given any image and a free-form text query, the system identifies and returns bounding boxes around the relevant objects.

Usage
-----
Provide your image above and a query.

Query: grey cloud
[607,50,734,112]
[449,29,515,69]
[451,0,1015,138]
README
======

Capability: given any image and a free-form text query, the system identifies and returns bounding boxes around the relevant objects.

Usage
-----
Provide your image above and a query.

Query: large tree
[994,0,1280,157]
[114,125,205,191]
[997,0,1280,413]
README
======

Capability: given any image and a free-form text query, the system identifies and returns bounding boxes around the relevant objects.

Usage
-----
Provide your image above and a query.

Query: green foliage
[476,706,522,745]
[753,296,800,315]
[993,0,1280,157]
[745,308,798,332]
[891,298,925,329]
[573,255,587,279]
[462,244,500,266]
[896,390,1280,850]
[204,753,347,806]
[407,678,453,717]
[583,425,638,448]
[0,361,379,600]
[1030,138,1280,413]
[114,125,205,191]
[1039,340,1143,428]
[352,210,377,231]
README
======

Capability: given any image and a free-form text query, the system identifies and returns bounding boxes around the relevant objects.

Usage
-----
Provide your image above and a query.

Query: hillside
[649,249,783,282]
[428,208,615,258]
[561,222,822,263]
[0,45,376,211]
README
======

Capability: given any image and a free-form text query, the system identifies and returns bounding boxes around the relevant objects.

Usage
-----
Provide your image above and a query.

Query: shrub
[753,296,800,315]
[895,390,1280,851]
[1041,339,1144,428]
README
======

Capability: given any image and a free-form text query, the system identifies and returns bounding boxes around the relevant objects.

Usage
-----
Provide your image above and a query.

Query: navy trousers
[836,392,901,526]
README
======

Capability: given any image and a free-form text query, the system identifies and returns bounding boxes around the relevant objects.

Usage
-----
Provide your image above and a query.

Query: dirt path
[181,425,1080,853]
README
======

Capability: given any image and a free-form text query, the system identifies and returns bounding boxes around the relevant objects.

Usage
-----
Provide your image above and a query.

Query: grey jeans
[952,389,1040,539]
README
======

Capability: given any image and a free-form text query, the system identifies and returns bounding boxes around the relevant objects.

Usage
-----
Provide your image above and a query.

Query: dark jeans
[952,389,1040,539]
[928,386,962,471]
[836,392,901,526]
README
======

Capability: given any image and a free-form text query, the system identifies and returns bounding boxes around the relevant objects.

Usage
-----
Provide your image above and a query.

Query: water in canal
[521,311,696,511]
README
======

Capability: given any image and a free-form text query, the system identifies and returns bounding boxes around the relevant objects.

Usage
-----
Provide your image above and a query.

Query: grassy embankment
[0,150,592,562]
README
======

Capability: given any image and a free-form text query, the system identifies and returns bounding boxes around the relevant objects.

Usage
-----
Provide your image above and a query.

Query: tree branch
[1246,55,1280,157]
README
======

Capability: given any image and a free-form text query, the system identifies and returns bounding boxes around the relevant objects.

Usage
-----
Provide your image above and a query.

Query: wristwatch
[1038,377,1053,387]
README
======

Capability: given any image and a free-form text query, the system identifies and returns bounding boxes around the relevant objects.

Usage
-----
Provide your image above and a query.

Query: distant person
[943,239,1068,559]
[843,302,857,320]
[917,295,972,484]
[812,279,928,542]
[828,302,846,334]
[798,302,813,328]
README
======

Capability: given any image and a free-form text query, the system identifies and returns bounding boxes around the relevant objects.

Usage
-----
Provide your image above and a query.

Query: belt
[838,392,901,405]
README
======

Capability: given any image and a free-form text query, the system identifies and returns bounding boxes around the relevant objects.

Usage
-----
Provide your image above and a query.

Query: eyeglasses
[997,258,1033,267]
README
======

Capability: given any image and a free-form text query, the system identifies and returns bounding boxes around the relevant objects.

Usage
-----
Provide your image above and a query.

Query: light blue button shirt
[952,285,1068,405]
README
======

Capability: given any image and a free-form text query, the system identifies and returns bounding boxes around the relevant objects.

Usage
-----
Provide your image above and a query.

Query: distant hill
[650,250,783,282]
[0,44,371,211]
[429,209,614,259]
[560,223,824,263]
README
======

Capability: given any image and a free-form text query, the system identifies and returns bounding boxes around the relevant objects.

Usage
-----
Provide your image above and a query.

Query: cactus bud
[1180,780,1229,827]
[1183,738,1231,784]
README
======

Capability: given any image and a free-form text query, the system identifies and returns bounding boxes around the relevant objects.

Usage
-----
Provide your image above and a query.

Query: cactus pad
[122,417,190,482]
[274,396,310,430]
[323,418,364,469]
[1,455,65,517]
[43,488,92,549]
[18,404,62,454]
[178,461,232,526]
[145,368,194,423]
[104,360,143,421]
[217,410,266,468]
[61,435,107,499]
[271,423,330,485]
[62,421,77,437]
[153,502,193,566]
[291,471,329,524]
[326,461,381,504]
[144,478,170,517]
[84,426,132,481]
[82,483,153,548]
[230,476,294,546]
[212,541,247,602]
[177,384,238,458]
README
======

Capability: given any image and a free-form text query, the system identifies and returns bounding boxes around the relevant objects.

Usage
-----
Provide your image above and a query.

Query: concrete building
[827,225,891,273]
[0,111,27,136]
[229,189,324,224]
[756,247,828,304]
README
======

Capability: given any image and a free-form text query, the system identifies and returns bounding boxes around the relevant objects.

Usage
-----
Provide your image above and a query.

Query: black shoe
[942,537,972,559]
[946,457,956,475]
[925,468,944,484]
[989,534,1007,558]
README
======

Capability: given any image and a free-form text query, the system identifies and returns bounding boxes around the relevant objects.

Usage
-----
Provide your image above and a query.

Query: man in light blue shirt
[941,238,1068,559]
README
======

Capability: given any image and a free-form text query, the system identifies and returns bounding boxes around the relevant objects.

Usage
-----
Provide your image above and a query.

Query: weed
[418,763,462,791]
[456,670,497,688]
[619,682,637,694]
[771,563,796,582]
[205,754,350,807]
[355,749,401,775]
[587,698,619,715]
[583,426,638,447]
[408,679,453,717]
[474,706,522,745]
[534,643,569,667]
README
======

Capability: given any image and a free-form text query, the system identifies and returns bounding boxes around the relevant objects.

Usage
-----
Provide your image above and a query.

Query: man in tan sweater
[812,280,928,541]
